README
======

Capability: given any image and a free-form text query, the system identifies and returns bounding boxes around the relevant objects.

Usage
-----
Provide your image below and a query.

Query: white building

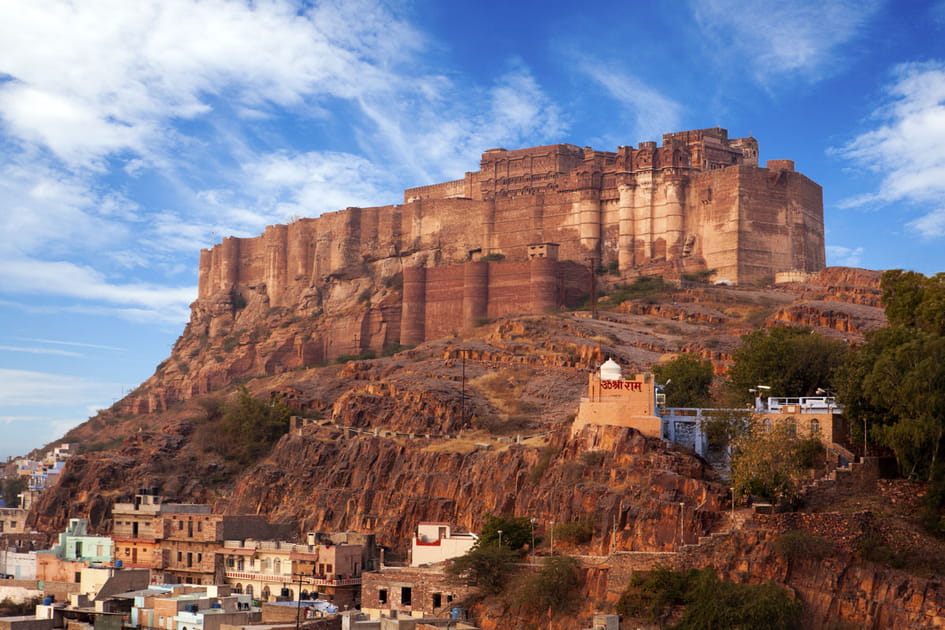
[410,523,476,567]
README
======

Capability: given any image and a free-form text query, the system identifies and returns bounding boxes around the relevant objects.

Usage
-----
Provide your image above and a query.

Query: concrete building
[127,584,258,630]
[154,509,293,586]
[0,508,29,535]
[571,360,847,458]
[221,538,363,608]
[0,549,36,579]
[361,567,471,621]
[36,519,114,583]
[409,524,476,568]
[570,359,661,438]
[111,490,166,570]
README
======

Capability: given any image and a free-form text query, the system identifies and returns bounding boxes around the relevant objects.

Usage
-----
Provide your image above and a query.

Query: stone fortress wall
[194,128,825,356]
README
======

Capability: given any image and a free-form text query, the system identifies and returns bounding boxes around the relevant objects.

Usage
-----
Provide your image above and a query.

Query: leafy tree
[1,476,27,508]
[726,326,848,405]
[676,569,801,630]
[653,354,714,407]
[617,567,801,629]
[511,555,582,616]
[552,520,594,545]
[616,566,693,625]
[446,544,519,596]
[836,270,945,535]
[476,514,534,551]
[219,386,293,466]
[730,422,823,504]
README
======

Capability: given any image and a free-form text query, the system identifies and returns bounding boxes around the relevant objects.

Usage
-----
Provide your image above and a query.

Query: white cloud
[690,0,881,85]
[1,257,195,323]
[18,338,125,352]
[835,61,945,237]
[245,150,397,215]
[0,368,115,407]
[0,345,81,358]
[0,158,135,258]
[825,245,865,267]
[357,63,567,183]
[0,0,419,169]
[575,60,683,142]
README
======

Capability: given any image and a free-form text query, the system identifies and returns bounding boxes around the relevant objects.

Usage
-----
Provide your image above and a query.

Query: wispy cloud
[826,245,865,267]
[835,61,945,237]
[0,0,567,323]
[0,368,115,407]
[690,0,881,86]
[1,258,195,324]
[0,345,82,357]
[17,338,125,352]
[575,59,683,143]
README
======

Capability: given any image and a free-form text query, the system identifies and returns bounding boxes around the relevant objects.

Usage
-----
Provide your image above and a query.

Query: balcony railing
[223,570,361,587]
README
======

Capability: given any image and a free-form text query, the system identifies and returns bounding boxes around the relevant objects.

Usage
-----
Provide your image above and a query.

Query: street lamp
[530,518,536,555]
[497,529,503,547]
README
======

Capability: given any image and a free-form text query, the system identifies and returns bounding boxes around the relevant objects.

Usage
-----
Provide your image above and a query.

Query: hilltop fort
[123,127,828,410]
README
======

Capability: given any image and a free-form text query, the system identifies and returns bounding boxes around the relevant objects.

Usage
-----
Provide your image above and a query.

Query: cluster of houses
[0,486,486,630]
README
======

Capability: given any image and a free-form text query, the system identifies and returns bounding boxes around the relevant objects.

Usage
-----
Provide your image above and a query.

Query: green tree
[1,476,27,508]
[676,569,801,630]
[726,326,848,405]
[836,270,945,535]
[220,386,293,465]
[653,354,714,407]
[511,555,582,616]
[476,514,534,551]
[616,567,801,629]
[446,544,519,596]
[730,422,823,504]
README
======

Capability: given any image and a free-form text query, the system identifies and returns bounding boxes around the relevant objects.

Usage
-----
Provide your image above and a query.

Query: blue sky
[2,0,944,459]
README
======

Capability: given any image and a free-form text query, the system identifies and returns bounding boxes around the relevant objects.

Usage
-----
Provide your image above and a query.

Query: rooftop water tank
[600,358,622,381]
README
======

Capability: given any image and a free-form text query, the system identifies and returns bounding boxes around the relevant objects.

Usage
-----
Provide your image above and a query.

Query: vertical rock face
[225,424,728,555]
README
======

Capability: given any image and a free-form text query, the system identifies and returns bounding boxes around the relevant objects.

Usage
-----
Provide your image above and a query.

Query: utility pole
[461,349,466,427]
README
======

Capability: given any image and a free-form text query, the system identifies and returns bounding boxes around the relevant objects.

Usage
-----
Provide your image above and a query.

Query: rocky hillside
[33,267,882,536]
[25,264,924,628]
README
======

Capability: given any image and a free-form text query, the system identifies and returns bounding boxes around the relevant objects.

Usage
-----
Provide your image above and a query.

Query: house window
[197,553,202,563]
[197,521,202,532]
[177,551,182,562]
[178,520,184,530]
[401,587,412,606]
[378,589,387,604]
[810,419,821,435]
[432,593,442,609]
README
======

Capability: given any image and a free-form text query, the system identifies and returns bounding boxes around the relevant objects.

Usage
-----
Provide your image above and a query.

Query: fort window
[401,587,412,606]
[378,589,388,604]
